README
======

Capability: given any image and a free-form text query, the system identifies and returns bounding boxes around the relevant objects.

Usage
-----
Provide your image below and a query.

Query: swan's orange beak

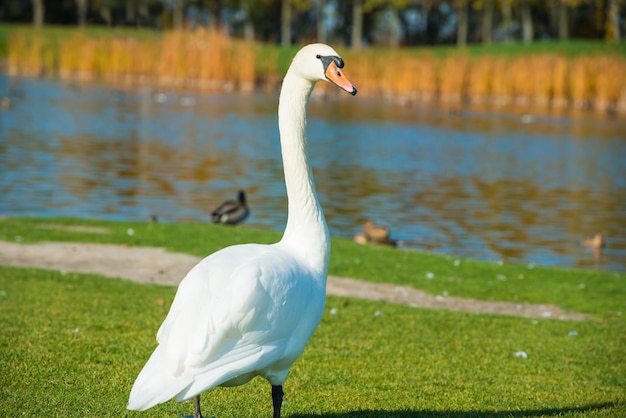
[325,61,357,96]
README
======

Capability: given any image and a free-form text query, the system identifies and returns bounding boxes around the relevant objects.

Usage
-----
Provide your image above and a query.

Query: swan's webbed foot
[272,385,284,418]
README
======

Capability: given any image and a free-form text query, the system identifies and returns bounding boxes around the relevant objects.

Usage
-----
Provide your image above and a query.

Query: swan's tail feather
[127,347,192,411]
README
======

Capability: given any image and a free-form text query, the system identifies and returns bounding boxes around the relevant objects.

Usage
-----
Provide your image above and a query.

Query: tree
[381,4,402,47]
[558,0,570,39]
[241,0,255,40]
[352,0,364,49]
[92,0,112,26]
[454,0,469,47]
[281,0,292,45]
[125,0,137,23]
[223,0,257,39]
[76,0,88,26]
[360,0,409,48]
[606,0,622,42]
[478,0,494,44]
[205,0,225,31]
[32,0,44,27]
[279,0,321,45]
[499,0,514,41]
[520,0,533,43]
[551,0,589,41]
[172,0,184,29]
[317,0,327,43]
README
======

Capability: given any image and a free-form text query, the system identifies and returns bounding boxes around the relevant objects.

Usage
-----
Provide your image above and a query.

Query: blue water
[1,74,625,272]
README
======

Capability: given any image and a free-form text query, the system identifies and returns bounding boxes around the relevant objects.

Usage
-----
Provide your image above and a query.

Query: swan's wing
[156,247,271,368]
[129,243,324,409]
[129,244,276,409]
[177,249,326,400]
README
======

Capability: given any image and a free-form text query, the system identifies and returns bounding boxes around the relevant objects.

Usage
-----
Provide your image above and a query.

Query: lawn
[0,216,624,417]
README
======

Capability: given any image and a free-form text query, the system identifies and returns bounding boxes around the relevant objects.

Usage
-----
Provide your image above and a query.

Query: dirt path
[0,241,589,320]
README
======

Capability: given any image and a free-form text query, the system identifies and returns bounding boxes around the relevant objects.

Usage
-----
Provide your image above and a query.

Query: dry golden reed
[439,54,469,103]
[6,28,626,113]
[551,56,569,107]
[350,51,626,113]
[8,29,257,89]
[466,57,493,102]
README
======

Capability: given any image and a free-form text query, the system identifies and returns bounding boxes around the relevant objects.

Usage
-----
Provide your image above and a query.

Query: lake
[1,74,625,272]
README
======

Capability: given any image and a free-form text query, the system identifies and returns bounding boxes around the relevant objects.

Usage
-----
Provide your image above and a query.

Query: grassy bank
[3,25,626,114]
[0,216,625,417]
[1,216,625,317]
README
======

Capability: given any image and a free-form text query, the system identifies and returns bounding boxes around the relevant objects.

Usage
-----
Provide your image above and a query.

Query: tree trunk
[76,0,87,26]
[207,1,222,32]
[32,0,44,27]
[607,0,621,42]
[281,0,291,46]
[242,0,254,41]
[388,6,401,48]
[173,0,183,29]
[352,0,363,50]
[99,1,112,26]
[138,1,149,27]
[520,0,533,43]
[558,0,569,40]
[501,0,513,41]
[456,0,469,47]
[317,0,327,44]
[482,0,493,44]
[126,0,136,24]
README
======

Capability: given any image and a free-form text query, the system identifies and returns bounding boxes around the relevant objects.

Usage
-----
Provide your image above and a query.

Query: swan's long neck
[277,71,330,275]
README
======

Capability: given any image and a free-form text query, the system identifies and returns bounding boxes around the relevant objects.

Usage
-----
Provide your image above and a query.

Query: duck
[211,190,249,225]
[353,232,368,244]
[354,220,397,247]
[127,43,357,418]
[363,220,391,243]
[582,233,605,250]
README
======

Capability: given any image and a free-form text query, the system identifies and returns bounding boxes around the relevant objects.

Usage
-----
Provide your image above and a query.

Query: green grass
[1,217,624,317]
[0,216,625,417]
[0,266,624,417]
[412,39,626,58]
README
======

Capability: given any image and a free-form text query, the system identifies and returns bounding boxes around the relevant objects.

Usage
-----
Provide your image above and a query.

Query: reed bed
[344,49,626,114]
[5,27,626,113]
[7,28,258,90]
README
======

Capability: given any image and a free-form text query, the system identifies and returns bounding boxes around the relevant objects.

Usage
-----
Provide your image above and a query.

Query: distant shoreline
[2,69,621,121]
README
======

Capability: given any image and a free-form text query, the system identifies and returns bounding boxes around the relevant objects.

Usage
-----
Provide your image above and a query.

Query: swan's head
[290,43,357,96]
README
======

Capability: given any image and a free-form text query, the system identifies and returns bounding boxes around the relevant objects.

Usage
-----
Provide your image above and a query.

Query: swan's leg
[271,385,284,418]
[194,395,203,418]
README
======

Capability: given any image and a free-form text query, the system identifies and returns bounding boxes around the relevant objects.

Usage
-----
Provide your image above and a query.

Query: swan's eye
[316,54,321,59]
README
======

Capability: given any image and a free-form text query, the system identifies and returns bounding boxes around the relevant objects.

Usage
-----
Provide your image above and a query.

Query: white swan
[127,43,357,418]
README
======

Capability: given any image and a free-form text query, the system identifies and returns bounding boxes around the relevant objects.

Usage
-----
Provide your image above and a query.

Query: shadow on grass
[289,402,619,417]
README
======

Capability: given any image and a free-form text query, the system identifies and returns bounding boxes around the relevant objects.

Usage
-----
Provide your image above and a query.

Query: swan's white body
[128,44,356,414]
